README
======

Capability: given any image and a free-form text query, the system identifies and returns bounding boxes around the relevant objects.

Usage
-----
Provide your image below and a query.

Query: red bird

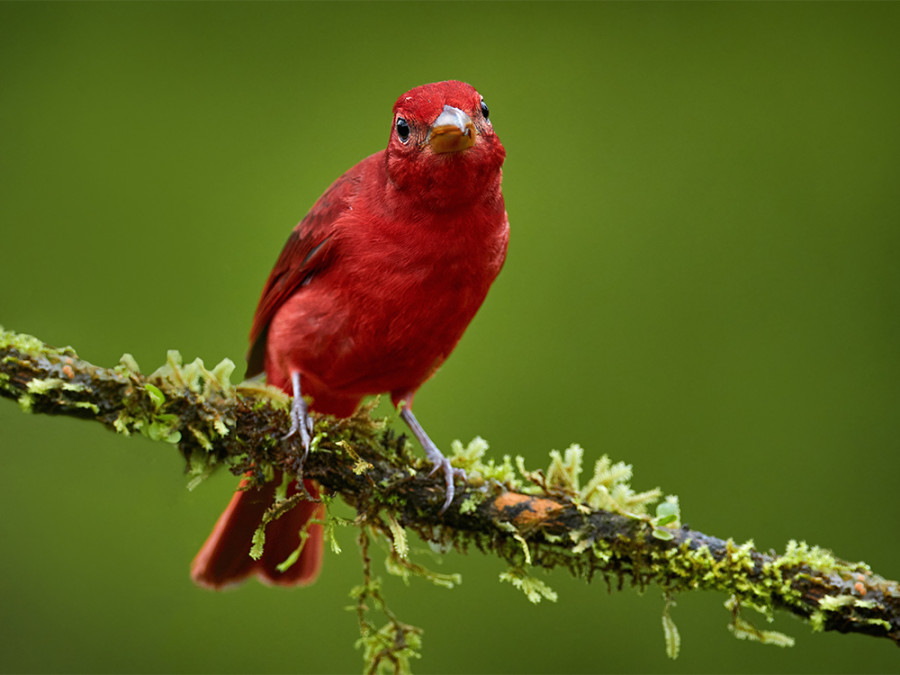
[191,80,508,589]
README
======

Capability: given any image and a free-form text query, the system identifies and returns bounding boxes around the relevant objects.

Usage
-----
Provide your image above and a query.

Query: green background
[2,2,899,672]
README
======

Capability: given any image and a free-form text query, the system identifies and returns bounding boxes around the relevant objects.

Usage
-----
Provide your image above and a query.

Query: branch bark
[1,326,898,651]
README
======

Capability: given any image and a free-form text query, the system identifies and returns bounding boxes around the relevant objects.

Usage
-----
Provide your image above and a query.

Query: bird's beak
[428,105,477,154]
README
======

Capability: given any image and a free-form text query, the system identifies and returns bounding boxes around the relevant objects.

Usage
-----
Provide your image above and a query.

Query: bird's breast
[273,204,508,398]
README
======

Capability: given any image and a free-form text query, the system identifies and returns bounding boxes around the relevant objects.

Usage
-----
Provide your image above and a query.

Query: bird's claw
[282,400,317,501]
[283,398,314,449]
[398,404,464,514]
[427,453,467,513]
[284,371,313,474]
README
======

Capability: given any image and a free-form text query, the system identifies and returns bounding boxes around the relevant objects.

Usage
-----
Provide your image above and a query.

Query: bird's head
[385,80,506,210]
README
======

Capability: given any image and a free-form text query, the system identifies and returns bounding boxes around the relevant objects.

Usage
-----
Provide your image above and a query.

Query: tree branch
[2,326,898,653]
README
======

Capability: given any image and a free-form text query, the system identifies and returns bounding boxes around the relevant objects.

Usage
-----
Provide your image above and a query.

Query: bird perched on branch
[191,80,509,589]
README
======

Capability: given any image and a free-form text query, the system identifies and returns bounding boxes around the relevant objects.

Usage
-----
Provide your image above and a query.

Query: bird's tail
[191,472,324,589]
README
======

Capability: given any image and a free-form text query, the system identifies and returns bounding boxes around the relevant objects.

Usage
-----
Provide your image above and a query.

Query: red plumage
[192,80,508,589]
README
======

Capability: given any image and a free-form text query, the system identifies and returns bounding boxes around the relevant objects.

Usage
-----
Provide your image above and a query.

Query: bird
[191,80,508,589]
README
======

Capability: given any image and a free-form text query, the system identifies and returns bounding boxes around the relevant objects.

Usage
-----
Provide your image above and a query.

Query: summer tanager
[191,80,508,589]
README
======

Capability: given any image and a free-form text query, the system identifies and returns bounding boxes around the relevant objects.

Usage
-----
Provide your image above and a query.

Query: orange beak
[428,105,477,154]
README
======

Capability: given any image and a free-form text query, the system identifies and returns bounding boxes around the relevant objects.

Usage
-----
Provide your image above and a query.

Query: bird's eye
[480,100,490,122]
[396,117,410,143]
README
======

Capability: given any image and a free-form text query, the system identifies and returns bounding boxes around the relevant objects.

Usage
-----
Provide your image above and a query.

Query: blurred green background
[2,2,899,672]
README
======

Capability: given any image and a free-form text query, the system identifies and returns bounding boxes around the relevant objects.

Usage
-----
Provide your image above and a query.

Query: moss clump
[499,567,558,604]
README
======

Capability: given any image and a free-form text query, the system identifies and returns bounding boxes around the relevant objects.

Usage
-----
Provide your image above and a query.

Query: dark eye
[396,117,410,143]
[480,100,490,122]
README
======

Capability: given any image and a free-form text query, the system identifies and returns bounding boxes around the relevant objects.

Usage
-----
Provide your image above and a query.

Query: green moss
[729,615,795,647]
[189,427,213,451]
[14,376,92,412]
[144,383,165,408]
[275,526,312,574]
[448,437,517,486]
[113,410,133,435]
[144,413,181,443]
[591,540,613,564]
[186,448,217,491]
[354,621,422,675]
[653,496,681,528]
[320,503,351,555]
[497,521,532,565]
[499,567,558,604]
[545,444,583,493]
[26,377,70,395]
[0,327,46,355]
[117,352,141,375]
[580,452,664,515]
[387,514,409,560]
[817,594,857,612]
[148,350,237,399]
[73,400,100,414]
[510,445,671,519]
[776,539,869,578]
[384,554,462,589]
[809,588,891,634]
[458,493,483,514]
[17,392,34,412]
[662,594,681,659]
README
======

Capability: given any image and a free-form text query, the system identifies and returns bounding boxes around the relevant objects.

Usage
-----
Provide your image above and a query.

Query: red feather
[192,80,507,588]
[191,475,323,589]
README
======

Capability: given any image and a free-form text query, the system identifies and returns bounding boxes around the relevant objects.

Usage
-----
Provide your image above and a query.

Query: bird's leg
[284,370,314,472]
[399,403,466,513]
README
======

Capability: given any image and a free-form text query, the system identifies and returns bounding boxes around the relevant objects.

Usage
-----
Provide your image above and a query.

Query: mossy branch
[2,325,899,655]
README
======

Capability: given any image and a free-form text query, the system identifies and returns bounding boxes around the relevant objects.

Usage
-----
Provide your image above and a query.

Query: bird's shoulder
[245,152,383,375]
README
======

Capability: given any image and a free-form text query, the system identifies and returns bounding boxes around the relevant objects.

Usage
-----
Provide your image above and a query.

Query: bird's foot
[284,393,313,447]
[399,403,466,513]
[426,449,467,513]
[284,371,314,479]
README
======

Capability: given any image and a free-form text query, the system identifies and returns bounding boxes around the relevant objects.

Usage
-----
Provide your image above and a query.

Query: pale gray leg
[399,404,466,513]
[284,371,313,463]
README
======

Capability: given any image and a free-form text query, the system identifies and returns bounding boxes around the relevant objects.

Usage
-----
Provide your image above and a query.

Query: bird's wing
[245,156,373,377]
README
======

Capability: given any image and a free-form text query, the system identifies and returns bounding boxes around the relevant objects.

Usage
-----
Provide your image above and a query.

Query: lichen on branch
[2,325,899,661]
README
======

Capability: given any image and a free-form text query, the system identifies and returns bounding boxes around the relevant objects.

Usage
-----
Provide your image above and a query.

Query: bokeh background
[2,2,899,673]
